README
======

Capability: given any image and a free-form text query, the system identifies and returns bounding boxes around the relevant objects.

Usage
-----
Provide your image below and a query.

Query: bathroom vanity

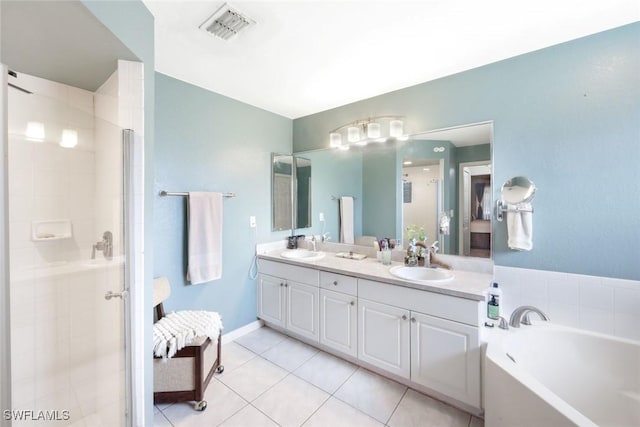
[257,249,491,413]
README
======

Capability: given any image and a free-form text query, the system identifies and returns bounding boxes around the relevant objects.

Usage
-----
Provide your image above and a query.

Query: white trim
[222,320,264,344]
[0,63,12,427]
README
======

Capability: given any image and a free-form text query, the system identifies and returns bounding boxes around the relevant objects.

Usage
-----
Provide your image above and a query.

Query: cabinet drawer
[358,279,481,326]
[319,271,357,296]
[258,259,319,286]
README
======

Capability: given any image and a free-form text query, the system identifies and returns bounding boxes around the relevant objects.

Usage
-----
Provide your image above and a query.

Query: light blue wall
[154,73,292,331]
[80,0,156,422]
[293,23,640,280]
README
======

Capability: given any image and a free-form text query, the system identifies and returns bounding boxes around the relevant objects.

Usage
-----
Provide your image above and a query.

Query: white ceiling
[144,0,639,119]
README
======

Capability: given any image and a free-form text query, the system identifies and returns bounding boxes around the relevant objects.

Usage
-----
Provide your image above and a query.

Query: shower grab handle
[105,290,128,301]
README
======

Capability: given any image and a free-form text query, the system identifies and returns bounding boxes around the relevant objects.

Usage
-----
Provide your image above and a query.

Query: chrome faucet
[509,305,550,328]
[91,231,113,260]
[310,236,318,252]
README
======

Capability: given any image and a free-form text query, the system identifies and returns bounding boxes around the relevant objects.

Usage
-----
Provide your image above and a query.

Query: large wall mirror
[271,153,312,231]
[297,121,492,258]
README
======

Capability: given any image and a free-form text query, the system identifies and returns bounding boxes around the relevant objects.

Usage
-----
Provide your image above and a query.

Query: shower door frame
[0,64,12,427]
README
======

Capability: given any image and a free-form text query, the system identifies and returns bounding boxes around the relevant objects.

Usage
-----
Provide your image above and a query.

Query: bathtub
[485,323,639,427]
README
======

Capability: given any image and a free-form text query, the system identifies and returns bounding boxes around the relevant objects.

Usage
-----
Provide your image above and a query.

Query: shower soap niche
[31,220,72,241]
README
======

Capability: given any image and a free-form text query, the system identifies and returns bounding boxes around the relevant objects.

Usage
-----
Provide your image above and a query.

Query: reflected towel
[339,196,355,244]
[507,203,532,251]
[187,192,223,284]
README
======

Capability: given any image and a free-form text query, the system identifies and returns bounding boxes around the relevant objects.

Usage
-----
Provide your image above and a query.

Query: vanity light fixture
[59,129,78,148]
[25,121,45,142]
[328,116,407,149]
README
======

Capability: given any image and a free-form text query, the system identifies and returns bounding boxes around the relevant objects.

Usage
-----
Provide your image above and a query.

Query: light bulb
[347,126,360,142]
[367,122,381,139]
[25,121,45,142]
[390,120,403,138]
[329,132,342,148]
[60,129,78,148]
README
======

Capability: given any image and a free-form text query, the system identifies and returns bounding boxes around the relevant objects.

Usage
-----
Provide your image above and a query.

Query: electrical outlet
[249,216,256,228]
[319,212,325,222]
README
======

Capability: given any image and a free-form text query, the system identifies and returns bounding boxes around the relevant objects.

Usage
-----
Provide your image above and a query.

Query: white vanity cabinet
[358,279,482,408]
[319,272,358,357]
[358,298,410,378]
[257,260,320,342]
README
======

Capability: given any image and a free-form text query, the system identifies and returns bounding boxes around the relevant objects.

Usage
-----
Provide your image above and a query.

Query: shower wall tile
[494,265,640,340]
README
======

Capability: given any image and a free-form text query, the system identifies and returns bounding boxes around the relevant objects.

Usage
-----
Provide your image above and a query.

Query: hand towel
[339,196,355,244]
[507,202,532,251]
[187,192,223,284]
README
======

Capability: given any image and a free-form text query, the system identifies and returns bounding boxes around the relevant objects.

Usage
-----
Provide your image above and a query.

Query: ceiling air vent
[200,3,255,41]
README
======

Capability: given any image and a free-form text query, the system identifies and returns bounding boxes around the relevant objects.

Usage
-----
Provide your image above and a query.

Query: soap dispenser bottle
[487,282,502,320]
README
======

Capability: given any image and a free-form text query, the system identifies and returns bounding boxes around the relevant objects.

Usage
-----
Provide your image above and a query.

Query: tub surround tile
[494,266,639,341]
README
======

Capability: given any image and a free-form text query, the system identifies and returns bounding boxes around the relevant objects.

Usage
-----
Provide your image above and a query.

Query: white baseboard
[221,319,264,344]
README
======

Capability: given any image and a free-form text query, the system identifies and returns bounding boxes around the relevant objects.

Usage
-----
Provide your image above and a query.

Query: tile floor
[154,327,484,427]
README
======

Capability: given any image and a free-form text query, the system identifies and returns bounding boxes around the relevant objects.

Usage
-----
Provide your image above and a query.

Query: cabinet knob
[402,315,408,321]
[350,301,355,306]
[284,283,288,287]
[411,317,416,323]
[280,283,284,287]
[333,280,338,286]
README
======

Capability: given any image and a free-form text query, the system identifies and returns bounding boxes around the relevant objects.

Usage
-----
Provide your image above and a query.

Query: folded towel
[507,203,533,251]
[339,196,355,244]
[153,310,223,359]
[187,192,223,284]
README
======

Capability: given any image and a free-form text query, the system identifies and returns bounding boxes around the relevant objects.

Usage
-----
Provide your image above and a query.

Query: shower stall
[1,62,144,426]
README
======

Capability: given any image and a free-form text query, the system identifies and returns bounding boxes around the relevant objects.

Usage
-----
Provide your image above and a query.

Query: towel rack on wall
[331,195,357,200]
[496,200,534,222]
[159,190,236,198]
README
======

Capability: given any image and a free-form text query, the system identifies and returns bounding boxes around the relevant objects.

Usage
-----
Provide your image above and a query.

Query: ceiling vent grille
[200,3,255,41]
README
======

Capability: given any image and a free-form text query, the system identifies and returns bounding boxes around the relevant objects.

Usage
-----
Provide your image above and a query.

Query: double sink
[280,249,454,284]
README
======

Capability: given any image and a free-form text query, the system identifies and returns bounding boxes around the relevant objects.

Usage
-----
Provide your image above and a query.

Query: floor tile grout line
[297,392,332,426]
[384,386,409,426]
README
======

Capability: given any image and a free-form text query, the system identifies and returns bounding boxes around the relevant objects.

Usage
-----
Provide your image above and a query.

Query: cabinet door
[286,281,319,342]
[257,274,285,327]
[320,289,357,357]
[410,311,480,407]
[358,299,410,379]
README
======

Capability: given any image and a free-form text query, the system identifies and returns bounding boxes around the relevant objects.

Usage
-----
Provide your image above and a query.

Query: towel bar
[160,190,236,198]
[496,200,534,222]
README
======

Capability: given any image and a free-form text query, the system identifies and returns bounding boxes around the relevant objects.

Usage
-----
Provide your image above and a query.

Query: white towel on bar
[507,202,533,251]
[187,192,223,284]
[339,196,355,244]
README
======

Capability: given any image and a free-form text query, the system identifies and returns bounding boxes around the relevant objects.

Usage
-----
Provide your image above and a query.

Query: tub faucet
[509,306,550,328]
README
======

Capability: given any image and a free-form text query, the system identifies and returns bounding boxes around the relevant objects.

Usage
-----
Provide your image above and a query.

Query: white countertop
[258,249,492,301]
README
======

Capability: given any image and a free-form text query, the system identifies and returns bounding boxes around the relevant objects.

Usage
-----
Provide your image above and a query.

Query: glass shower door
[6,73,129,426]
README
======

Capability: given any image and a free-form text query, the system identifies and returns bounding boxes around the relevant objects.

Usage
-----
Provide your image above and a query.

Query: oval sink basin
[280,249,326,261]
[389,265,454,283]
